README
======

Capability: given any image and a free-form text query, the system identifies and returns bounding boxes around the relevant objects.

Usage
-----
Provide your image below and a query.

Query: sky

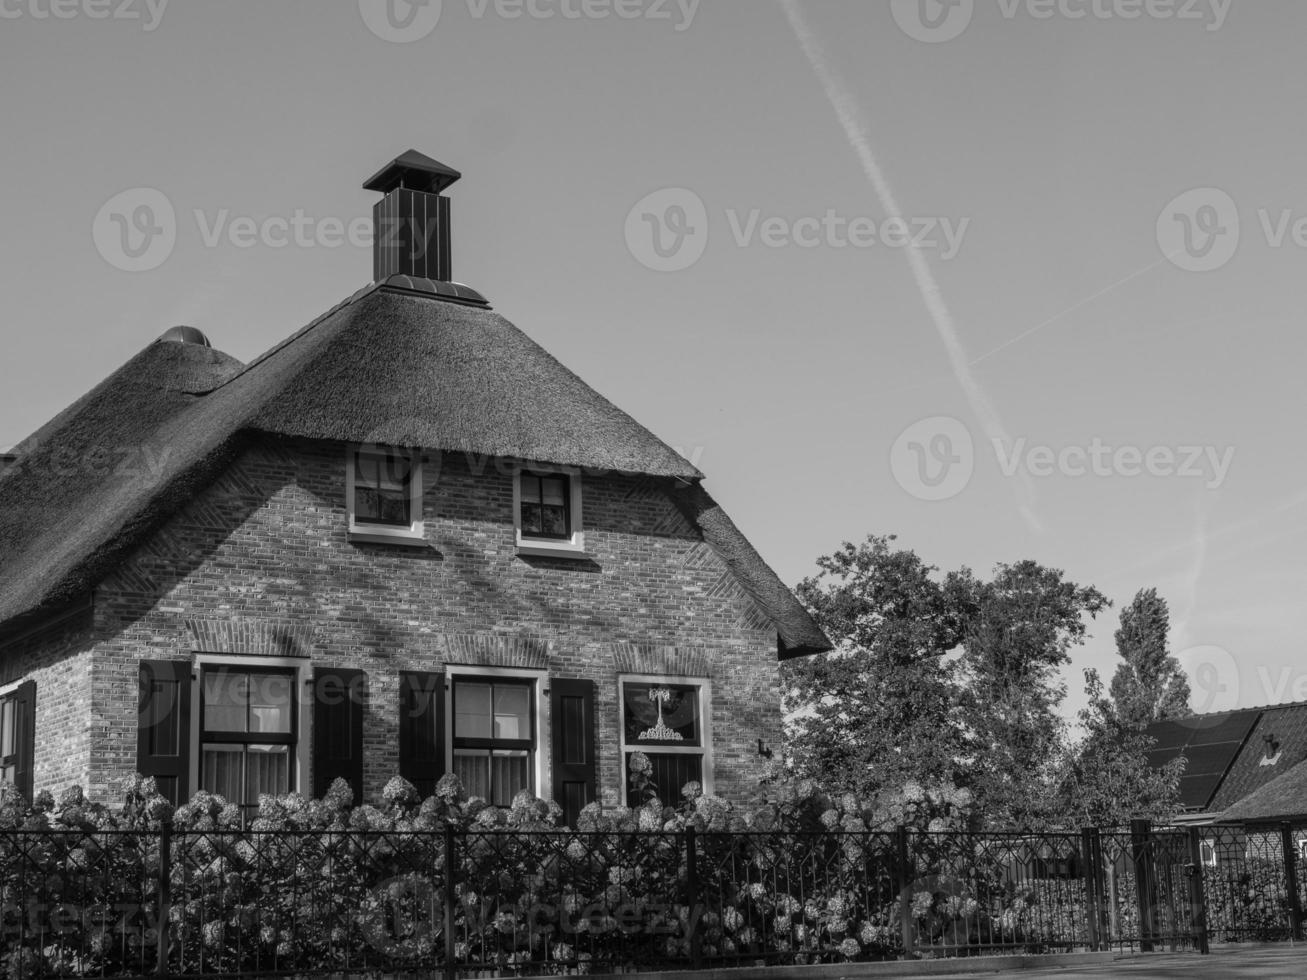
[1,0,1303,721]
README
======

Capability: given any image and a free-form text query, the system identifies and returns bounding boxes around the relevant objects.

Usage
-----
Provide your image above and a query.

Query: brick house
[0,152,830,824]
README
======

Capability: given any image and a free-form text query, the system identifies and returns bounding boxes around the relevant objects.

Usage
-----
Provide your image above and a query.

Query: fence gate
[1092,822,1205,952]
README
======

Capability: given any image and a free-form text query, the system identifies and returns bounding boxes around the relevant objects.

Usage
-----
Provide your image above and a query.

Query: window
[514,469,584,556]
[200,667,296,814]
[0,681,35,799]
[347,446,424,544]
[619,678,710,807]
[452,677,535,806]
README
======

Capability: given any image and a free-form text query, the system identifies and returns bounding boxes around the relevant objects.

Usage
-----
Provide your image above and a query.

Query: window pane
[248,673,292,734]
[520,502,543,536]
[0,765,14,786]
[541,505,568,538]
[0,700,12,757]
[493,685,530,740]
[540,478,566,507]
[454,749,491,800]
[623,683,700,744]
[204,672,248,732]
[627,752,702,807]
[355,453,379,486]
[377,453,411,491]
[202,744,243,803]
[377,489,411,525]
[491,751,530,806]
[455,683,492,739]
[246,745,289,800]
[520,476,541,504]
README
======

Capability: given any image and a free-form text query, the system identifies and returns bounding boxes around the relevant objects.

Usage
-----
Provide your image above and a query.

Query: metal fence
[2,820,1305,978]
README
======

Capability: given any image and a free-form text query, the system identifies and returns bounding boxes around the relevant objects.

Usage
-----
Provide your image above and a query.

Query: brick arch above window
[186,620,317,659]
[612,644,710,679]
[440,634,550,670]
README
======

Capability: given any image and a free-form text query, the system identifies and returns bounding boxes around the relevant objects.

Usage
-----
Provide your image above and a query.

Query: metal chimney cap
[158,325,212,347]
[363,150,462,195]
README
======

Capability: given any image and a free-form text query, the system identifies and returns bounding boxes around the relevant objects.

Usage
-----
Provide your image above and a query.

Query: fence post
[1081,827,1103,951]
[156,816,172,978]
[685,826,702,968]
[1185,827,1209,955]
[895,826,915,959]
[1281,823,1304,942]
[1130,819,1157,953]
[443,825,457,980]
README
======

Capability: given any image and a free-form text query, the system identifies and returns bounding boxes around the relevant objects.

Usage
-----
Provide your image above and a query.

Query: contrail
[778,0,1040,531]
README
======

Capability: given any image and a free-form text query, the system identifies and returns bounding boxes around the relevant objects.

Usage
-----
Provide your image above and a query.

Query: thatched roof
[669,483,831,658]
[0,281,830,657]
[1219,758,1307,823]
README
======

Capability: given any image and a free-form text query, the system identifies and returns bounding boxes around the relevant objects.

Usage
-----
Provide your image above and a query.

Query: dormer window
[347,446,424,545]
[514,467,585,557]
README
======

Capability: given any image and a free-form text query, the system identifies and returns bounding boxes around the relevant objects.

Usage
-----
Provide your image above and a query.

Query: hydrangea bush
[2,762,1267,977]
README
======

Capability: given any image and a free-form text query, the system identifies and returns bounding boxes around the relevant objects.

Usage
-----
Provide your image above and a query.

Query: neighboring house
[0,151,831,823]
[1145,700,1307,826]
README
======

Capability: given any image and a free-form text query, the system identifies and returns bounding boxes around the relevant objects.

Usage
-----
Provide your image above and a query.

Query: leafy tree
[956,561,1109,829]
[785,536,968,801]
[1054,669,1184,828]
[1109,588,1191,728]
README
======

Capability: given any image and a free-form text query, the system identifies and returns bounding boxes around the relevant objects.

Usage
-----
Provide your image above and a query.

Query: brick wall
[0,611,96,795]
[49,436,784,808]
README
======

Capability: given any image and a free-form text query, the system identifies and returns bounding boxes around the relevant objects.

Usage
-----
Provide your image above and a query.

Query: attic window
[514,468,585,557]
[347,447,425,545]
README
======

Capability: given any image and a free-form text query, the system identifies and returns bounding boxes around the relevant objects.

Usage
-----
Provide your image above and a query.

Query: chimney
[363,150,461,283]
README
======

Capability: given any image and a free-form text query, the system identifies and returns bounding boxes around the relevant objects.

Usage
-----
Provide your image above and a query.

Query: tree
[1109,588,1191,729]
[956,561,1109,829]
[1053,669,1184,828]
[785,536,967,801]
[785,538,1111,830]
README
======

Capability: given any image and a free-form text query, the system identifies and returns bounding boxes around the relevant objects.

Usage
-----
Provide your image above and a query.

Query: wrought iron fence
[2,820,1305,978]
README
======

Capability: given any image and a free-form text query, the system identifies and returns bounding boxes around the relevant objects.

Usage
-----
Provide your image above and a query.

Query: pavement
[936,945,1307,979]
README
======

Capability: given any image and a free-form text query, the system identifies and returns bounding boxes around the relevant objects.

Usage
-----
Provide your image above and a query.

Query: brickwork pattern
[22,437,784,808]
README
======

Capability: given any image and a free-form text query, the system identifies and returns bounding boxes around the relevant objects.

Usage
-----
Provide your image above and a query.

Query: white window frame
[189,653,311,804]
[618,673,713,801]
[0,678,27,789]
[444,665,548,804]
[346,445,426,546]
[513,466,586,558]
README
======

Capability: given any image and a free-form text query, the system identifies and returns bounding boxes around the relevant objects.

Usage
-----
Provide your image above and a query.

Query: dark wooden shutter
[550,678,596,827]
[399,671,445,800]
[313,667,365,803]
[12,680,36,801]
[136,661,191,807]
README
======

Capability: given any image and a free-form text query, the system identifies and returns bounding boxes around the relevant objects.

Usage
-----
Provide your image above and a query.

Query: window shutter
[12,680,36,801]
[399,671,445,800]
[136,661,192,807]
[313,667,365,804]
[550,678,596,827]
